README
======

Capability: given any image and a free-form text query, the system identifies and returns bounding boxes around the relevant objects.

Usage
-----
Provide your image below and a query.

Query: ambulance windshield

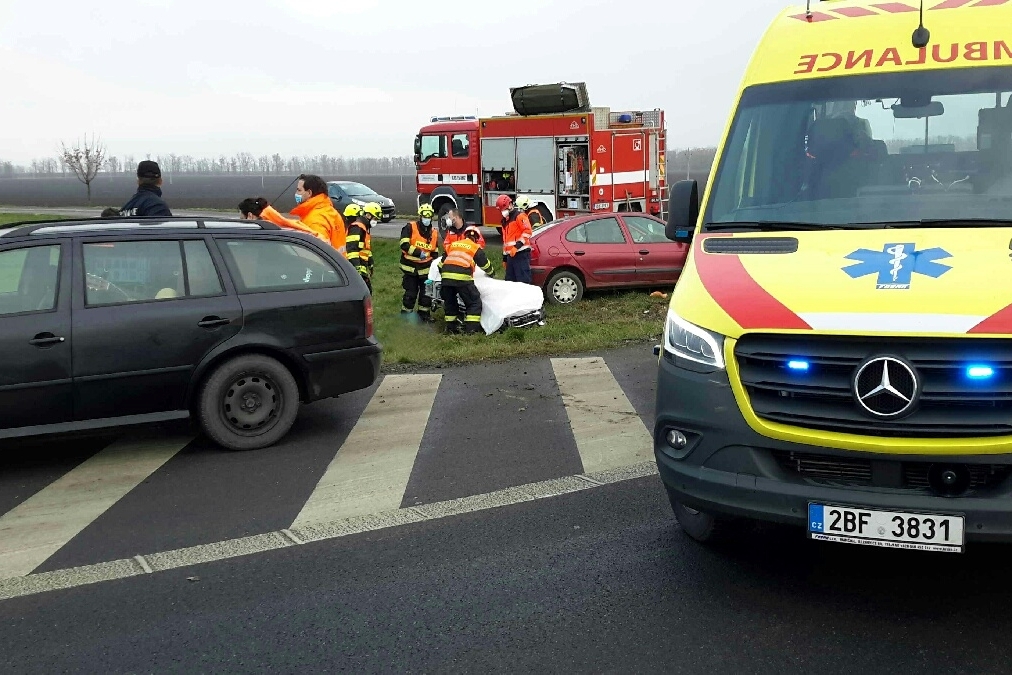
[704,66,1012,230]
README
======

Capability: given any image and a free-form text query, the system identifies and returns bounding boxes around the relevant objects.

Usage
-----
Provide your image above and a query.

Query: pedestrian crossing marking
[291,374,442,528]
[0,434,192,580]
[0,353,659,588]
[551,358,653,474]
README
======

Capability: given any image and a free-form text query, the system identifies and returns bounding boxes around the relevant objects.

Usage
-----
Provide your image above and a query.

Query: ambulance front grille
[736,335,1012,438]
[771,450,1012,491]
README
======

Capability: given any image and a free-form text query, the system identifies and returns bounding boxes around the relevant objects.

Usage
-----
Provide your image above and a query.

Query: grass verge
[369,239,669,368]
[0,213,67,227]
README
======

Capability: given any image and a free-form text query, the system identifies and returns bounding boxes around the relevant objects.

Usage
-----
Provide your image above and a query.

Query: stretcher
[425,261,546,335]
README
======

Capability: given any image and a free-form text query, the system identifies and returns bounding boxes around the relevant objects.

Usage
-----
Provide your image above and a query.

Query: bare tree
[60,134,107,204]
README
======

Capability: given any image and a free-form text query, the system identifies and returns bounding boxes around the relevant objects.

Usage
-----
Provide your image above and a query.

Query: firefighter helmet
[418,203,435,218]
[343,203,361,219]
[495,194,513,211]
[464,227,481,242]
[515,196,533,210]
[363,202,383,220]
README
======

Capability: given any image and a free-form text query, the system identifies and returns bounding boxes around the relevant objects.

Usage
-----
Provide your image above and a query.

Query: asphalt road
[3,345,1012,673]
[0,206,504,243]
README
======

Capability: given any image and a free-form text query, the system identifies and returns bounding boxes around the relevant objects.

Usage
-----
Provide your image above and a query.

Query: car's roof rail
[2,216,285,237]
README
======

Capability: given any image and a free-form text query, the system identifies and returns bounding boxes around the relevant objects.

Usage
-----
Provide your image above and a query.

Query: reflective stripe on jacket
[438,238,492,282]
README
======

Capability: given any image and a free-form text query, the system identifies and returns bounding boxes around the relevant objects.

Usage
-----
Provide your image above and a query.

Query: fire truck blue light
[788,360,810,371]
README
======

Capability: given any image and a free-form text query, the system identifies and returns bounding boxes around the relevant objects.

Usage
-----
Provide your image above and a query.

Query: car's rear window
[219,239,344,292]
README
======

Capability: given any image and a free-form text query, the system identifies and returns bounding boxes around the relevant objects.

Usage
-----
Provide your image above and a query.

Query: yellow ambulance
[655,0,1012,552]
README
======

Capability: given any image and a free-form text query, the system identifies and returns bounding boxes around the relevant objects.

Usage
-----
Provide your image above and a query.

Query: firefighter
[438,225,493,334]
[400,203,440,321]
[343,203,361,225]
[516,196,547,229]
[442,209,486,249]
[347,202,380,291]
[496,194,533,284]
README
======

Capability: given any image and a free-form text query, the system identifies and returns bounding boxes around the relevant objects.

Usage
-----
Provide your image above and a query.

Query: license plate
[808,503,965,553]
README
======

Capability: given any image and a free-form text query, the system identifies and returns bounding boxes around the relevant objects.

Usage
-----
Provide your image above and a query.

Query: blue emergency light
[966,365,995,380]
[788,360,810,371]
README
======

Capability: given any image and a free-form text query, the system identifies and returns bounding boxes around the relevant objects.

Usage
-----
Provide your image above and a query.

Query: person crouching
[438,223,493,335]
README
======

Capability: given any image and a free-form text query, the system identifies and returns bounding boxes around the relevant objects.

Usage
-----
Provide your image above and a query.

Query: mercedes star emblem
[853,356,919,418]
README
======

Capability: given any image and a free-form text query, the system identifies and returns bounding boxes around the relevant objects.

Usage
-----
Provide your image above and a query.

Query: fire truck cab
[414,82,667,230]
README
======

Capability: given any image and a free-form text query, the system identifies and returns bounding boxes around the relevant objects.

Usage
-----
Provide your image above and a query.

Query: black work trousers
[401,272,432,315]
[440,281,482,334]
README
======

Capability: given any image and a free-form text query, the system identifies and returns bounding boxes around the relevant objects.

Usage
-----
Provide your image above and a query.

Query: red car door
[559,216,638,287]
[622,214,688,285]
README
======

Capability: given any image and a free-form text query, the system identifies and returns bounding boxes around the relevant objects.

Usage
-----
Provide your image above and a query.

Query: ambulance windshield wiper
[704,221,845,232]
[882,218,1012,229]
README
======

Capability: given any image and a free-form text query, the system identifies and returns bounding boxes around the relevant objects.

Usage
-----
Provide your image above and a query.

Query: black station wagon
[0,217,381,450]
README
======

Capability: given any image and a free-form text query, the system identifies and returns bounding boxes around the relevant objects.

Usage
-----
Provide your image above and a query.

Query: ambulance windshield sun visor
[704,66,1012,232]
[664,309,726,369]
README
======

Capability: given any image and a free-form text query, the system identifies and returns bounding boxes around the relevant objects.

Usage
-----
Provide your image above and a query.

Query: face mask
[501,209,510,218]
[421,217,431,226]
[294,193,304,204]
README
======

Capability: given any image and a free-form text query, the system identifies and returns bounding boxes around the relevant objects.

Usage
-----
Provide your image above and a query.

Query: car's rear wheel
[666,486,737,544]
[545,270,584,305]
[198,354,300,451]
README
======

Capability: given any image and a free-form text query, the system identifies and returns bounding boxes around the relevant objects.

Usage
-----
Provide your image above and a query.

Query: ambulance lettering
[795,41,1012,73]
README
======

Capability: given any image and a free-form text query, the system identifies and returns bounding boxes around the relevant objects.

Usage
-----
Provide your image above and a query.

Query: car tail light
[364,296,374,337]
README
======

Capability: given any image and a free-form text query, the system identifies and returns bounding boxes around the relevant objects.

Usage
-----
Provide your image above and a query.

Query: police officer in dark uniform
[120,160,172,217]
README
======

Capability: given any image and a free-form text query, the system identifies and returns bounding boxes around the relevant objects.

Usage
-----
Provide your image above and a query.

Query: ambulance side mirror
[666,180,699,243]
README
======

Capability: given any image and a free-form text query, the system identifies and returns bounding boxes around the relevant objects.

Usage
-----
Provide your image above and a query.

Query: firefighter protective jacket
[443,225,486,249]
[400,220,439,275]
[438,238,493,283]
[345,217,373,278]
[502,209,532,257]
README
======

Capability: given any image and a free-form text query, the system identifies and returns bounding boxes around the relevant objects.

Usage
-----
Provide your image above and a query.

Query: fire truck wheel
[534,204,553,224]
[546,269,584,305]
[436,203,452,233]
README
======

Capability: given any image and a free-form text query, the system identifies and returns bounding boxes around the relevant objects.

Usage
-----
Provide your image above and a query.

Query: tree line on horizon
[1,147,722,179]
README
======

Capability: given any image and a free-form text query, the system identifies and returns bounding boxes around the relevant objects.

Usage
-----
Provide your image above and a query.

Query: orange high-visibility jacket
[260,193,347,256]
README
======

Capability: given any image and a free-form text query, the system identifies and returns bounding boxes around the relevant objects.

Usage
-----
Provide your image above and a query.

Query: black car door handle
[198,316,231,328]
[29,333,65,346]
[573,250,586,256]
[639,250,650,255]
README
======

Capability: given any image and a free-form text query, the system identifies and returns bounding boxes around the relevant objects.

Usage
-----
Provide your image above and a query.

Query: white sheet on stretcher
[428,261,544,335]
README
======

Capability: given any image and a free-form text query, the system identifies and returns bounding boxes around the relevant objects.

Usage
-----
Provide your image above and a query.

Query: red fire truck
[413,82,667,231]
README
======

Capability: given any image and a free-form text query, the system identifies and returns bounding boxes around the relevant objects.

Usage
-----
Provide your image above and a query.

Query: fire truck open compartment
[557,142,590,211]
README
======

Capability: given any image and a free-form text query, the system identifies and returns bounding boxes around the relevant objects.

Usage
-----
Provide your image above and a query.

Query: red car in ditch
[529,212,688,305]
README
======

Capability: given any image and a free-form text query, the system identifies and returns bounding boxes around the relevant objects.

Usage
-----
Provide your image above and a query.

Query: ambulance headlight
[663,309,725,369]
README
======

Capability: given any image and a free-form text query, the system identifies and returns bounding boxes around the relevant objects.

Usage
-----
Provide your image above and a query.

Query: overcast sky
[0,0,790,164]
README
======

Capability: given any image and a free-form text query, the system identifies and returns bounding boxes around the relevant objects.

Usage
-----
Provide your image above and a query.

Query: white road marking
[291,374,442,528]
[0,461,658,601]
[551,357,653,474]
[0,434,191,580]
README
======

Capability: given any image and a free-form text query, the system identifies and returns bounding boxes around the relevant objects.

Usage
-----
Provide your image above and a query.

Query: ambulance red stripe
[872,2,918,12]
[967,304,1012,334]
[831,6,878,16]
[692,236,812,331]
